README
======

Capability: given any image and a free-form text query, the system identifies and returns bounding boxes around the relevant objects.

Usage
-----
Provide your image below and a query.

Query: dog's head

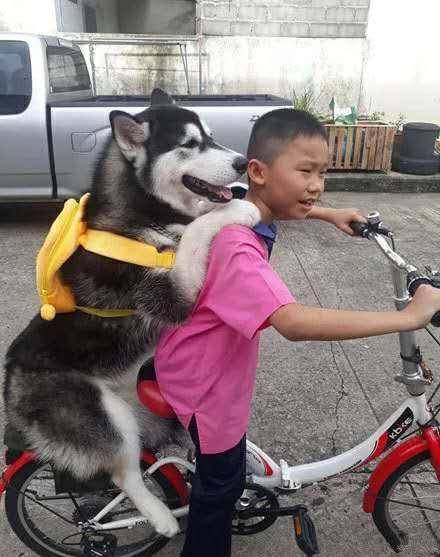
[109,88,248,216]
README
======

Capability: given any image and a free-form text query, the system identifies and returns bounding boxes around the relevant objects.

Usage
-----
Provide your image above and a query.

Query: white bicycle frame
[89,216,438,533]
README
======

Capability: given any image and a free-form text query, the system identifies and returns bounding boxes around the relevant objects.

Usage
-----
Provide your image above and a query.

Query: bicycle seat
[137,359,176,419]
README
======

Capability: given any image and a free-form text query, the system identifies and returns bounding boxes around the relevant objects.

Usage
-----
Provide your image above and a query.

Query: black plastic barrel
[393,122,440,175]
[400,122,439,158]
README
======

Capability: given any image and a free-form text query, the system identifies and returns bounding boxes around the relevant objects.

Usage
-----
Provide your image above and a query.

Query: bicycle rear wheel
[5,459,182,557]
[372,450,440,554]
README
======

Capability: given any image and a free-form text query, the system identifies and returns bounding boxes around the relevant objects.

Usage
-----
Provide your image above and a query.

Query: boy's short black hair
[247,108,327,163]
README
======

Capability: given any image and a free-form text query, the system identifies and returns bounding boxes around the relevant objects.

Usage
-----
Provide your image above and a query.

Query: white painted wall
[86,41,200,95]
[363,0,440,125]
[56,0,84,33]
[0,0,57,34]
[202,36,365,114]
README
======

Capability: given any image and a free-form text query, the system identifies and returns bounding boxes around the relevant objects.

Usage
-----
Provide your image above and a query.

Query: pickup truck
[0,33,292,200]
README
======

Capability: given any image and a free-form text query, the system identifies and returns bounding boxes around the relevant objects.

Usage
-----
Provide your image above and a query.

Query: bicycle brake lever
[350,212,392,238]
[349,221,369,237]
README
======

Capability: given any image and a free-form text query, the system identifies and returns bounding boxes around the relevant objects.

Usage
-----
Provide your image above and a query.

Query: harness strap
[76,306,135,318]
[79,229,176,269]
[73,230,176,318]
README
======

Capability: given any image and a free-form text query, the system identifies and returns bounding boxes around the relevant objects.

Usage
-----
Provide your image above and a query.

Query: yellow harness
[36,193,176,321]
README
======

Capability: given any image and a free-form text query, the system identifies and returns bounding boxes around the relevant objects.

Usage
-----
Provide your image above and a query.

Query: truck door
[0,39,52,199]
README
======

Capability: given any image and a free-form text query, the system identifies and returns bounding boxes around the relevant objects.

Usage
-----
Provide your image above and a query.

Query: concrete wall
[201,36,364,112]
[201,0,370,39]
[198,0,370,111]
[74,39,200,95]
[363,0,440,125]
[71,0,369,108]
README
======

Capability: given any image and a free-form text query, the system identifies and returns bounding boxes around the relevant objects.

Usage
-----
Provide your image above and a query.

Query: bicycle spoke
[398,481,440,487]
[381,497,440,514]
[375,454,440,553]
[8,484,76,525]
[407,472,440,547]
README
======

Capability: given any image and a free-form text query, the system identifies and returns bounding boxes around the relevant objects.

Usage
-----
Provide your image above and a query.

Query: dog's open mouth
[182,175,233,203]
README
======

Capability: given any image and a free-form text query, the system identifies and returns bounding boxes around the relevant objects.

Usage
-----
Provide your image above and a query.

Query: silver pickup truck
[0,33,292,200]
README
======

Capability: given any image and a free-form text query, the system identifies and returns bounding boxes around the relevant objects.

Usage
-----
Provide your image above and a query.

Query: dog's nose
[232,156,249,175]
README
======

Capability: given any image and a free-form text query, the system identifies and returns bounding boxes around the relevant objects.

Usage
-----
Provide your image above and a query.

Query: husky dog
[4,89,260,537]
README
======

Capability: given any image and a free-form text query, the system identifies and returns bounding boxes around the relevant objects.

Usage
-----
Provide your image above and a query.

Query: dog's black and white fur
[4,89,260,537]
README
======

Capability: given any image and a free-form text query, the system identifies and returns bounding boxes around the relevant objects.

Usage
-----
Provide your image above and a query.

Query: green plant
[365,110,386,122]
[292,85,317,115]
[389,113,406,131]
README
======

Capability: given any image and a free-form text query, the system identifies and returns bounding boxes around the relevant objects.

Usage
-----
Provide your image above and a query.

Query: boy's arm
[306,205,366,235]
[306,205,338,222]
[269,285,440,341]
[270,304,416,341]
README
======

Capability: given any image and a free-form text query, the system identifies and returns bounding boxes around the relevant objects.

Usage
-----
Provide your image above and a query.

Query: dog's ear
[110,110,150,163]
[151,88,174,106]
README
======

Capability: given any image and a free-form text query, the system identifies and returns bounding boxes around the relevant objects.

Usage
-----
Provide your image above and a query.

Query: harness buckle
[158,251,176,268]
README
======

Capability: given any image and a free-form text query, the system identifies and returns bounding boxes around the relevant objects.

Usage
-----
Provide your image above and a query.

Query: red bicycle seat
[137,360,176,419]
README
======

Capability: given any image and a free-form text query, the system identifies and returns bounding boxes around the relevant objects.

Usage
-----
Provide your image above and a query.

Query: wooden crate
[325,123,395,172]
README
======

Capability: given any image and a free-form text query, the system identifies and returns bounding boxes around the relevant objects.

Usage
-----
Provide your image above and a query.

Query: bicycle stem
[368,228,430,395]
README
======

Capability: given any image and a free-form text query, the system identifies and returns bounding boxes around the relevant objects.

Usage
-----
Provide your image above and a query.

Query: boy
[154,109,440,557]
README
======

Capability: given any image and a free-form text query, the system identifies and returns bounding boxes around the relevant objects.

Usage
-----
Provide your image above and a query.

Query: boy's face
[247,135,329,221]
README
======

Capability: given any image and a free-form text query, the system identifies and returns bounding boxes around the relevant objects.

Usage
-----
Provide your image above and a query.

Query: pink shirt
[154,225,295,454]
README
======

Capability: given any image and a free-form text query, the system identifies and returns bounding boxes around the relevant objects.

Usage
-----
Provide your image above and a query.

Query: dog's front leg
[171,199,261,303]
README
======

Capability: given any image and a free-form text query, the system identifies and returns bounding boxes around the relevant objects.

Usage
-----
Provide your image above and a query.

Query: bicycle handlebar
[349,215,440,327]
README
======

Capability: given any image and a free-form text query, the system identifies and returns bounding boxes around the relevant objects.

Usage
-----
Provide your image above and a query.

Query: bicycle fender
[0,451,36,499]
[0,450,189,507]
[142,450,189,505]
[362,434,427,513]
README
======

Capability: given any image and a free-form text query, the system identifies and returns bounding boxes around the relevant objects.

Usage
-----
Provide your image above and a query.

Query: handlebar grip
[407,272,431,297]
[349,221,369,237]
[407,272,440,327]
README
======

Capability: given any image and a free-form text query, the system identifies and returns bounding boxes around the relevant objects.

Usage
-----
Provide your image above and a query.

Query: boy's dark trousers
[180,416,246,557]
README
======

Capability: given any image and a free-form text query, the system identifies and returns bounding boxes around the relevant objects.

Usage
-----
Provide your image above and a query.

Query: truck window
[47,46,91,93]
[0,41,32,115]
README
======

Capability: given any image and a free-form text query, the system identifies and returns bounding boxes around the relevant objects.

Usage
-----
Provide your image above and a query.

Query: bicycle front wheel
[372,450,440,554]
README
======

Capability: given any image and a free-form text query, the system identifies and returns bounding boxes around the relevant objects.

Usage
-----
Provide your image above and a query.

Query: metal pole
[198,37,202,94]
[179,43,191,95]
[89,42,96,95]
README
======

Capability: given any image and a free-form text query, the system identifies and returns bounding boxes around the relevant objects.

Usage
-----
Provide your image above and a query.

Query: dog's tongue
[218,187,233,202]
[182,175,234,203]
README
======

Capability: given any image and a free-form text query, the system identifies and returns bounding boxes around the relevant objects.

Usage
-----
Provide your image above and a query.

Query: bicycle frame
[87,389,439,531]
[245,395,434,490]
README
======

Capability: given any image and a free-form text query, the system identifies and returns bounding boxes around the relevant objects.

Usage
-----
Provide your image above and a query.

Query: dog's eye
[182,139,198,149]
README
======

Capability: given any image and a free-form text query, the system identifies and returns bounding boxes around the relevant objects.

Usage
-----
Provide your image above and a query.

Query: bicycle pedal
[81,532,117,557]
[292,507,319,556]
